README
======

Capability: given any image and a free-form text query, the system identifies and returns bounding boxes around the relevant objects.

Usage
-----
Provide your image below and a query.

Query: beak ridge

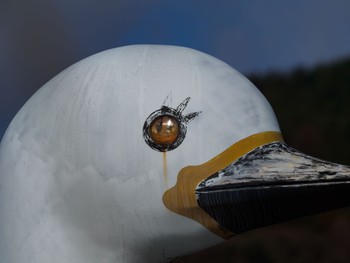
[196,142,350,233]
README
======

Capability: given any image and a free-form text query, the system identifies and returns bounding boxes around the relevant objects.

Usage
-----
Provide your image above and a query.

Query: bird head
[1,45,349,263]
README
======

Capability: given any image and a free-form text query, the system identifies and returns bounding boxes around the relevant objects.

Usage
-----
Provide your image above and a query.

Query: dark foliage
[250,58,350,165]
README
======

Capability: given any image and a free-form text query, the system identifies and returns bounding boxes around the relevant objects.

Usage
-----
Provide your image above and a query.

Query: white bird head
[1,45,349,263]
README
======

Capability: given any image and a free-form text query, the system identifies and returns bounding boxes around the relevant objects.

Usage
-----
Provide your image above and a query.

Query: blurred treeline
[250,59,350,164]
[179,58,350,263]
[249,58,350,165]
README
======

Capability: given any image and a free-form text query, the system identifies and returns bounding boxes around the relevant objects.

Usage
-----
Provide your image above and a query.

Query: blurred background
[1,0,350,262]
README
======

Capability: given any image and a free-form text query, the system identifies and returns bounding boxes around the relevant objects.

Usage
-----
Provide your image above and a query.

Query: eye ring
[143,97,201,152]
[143,107,187,152]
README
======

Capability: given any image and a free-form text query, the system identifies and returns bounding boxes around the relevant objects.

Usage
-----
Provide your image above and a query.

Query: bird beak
[163,132,350,238]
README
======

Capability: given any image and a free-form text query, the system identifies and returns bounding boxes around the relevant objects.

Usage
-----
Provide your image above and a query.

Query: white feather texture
[0,45,280,262]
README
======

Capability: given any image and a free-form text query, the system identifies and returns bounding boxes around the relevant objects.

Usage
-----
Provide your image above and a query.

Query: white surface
[0,45,280,263]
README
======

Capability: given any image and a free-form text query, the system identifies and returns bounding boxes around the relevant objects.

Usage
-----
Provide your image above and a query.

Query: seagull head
[1,45,349,263]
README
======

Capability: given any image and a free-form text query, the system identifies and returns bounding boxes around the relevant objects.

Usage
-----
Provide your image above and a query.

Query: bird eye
[143,97,201,152]
[149,115,179,146]
[143,108,185,152]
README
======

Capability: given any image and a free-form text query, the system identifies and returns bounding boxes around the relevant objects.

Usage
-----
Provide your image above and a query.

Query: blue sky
[1,0,350,138]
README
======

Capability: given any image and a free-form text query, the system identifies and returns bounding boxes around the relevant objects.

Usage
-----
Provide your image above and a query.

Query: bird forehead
[5,45,280,179]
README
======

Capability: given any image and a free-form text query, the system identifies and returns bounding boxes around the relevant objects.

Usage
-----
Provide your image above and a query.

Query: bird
[1,45,350,263]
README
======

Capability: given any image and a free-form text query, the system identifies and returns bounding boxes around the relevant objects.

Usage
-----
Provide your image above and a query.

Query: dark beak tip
[196,141,350,234]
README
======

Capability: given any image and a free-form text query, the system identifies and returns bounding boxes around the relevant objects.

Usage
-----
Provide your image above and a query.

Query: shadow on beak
[196,142,350,234]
